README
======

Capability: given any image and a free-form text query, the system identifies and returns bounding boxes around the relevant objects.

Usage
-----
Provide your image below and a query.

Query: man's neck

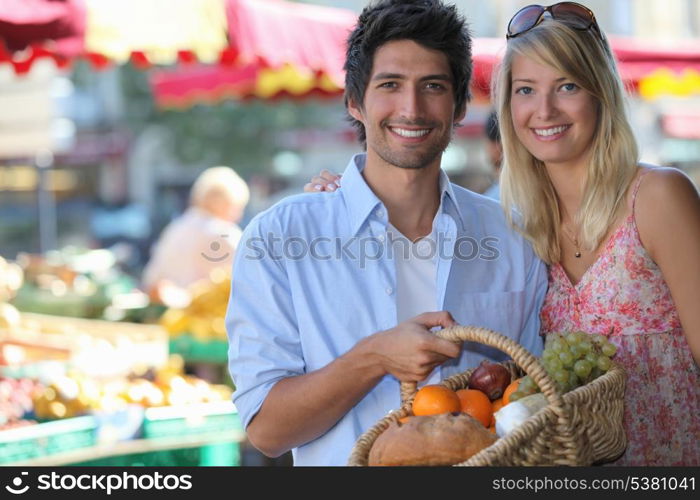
[362,153,442,241]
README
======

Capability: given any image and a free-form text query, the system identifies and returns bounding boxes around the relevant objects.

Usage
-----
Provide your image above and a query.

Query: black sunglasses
[506,2,603,40]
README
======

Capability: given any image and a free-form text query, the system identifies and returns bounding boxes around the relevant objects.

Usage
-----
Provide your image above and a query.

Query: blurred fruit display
[9,246,155,322]
[0,376,43,430]
[1,244,239,465]
[158,268,230,342]
[2,311,169,379]
[0,255,24,303]
[28,355,233,420]
[0,356,237,465]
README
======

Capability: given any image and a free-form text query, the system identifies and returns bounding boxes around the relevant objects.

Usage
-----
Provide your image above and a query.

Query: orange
[412,385,461,416]
[490,397,505,426]
[456,388,493,427]
[503,377,523,405]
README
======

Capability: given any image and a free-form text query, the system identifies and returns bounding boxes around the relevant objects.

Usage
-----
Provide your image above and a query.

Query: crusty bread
[368,412,498,466]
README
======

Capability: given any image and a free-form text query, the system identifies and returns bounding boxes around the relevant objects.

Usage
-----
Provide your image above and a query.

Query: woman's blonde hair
[494,19,639,264]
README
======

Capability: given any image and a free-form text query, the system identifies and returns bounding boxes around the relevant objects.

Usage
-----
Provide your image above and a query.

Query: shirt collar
[340,153,467,235]
[340,154,382,236]
[437,167,467,231]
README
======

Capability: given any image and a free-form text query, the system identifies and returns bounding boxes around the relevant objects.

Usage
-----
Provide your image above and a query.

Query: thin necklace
[562,224,582,258]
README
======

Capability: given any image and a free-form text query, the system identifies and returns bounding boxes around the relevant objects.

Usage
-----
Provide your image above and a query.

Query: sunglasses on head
[506,2,602,40]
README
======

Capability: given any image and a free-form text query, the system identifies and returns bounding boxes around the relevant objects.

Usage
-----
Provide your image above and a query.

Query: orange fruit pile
[410,384,496,429]
[408,372,526,432]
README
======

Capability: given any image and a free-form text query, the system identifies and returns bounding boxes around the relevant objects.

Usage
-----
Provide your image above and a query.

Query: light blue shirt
[483,181,501,201]
[226,154,547,466]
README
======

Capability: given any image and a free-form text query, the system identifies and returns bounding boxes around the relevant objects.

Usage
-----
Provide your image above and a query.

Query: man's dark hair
[344,0,473,147]
[485,109,500,143]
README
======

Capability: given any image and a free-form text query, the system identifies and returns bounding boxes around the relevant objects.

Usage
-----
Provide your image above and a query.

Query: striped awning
[0,0,356,101]
[1,1,700,104]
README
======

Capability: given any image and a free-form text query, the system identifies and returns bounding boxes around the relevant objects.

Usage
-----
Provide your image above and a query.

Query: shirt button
[386,287,393,295]
[377,234,385,243]
[376,209,384,218]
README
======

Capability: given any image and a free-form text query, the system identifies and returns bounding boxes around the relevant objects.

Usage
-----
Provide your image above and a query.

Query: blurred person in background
[142,166,249,304]
[481,109,503,200]
[495,2,700,465]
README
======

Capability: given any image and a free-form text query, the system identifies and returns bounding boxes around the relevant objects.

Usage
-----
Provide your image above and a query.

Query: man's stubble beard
[372,125,455,170]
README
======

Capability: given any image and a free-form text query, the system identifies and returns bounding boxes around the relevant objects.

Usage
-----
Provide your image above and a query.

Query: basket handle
[400,325,567,417]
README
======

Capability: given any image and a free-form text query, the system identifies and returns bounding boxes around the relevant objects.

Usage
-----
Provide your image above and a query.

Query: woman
[305,2,700,465]
[495,2,700,465]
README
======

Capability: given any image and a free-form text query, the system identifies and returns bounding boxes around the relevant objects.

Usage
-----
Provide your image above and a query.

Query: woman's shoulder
[634,164,700,248]
[635,164,698,205]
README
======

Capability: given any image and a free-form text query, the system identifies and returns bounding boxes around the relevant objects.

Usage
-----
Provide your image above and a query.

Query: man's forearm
[245,341,385,457]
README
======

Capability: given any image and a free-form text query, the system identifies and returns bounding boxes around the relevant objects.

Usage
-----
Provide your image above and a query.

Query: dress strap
[631,168,653,213]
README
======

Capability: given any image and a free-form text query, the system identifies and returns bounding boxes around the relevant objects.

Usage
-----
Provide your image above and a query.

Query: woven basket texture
[348,325,626,466]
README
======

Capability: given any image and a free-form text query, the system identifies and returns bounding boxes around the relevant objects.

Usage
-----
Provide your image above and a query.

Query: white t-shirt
[387,222,440,386]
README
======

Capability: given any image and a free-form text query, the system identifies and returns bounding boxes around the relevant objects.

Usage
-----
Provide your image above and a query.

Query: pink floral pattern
[540,175,700,466]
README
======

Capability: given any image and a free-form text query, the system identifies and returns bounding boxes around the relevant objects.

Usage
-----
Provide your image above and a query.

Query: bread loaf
[368,412,498,466]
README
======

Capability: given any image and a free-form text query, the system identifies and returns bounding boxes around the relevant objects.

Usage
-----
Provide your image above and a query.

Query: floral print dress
[540,172,700,466]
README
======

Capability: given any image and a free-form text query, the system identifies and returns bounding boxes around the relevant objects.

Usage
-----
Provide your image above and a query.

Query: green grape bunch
[509,331,618,402]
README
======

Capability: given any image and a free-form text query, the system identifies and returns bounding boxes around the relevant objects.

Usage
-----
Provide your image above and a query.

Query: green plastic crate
[0,416,97,464]
[168,335,228,363]
[73,443,241,466]
[142,401,240,439]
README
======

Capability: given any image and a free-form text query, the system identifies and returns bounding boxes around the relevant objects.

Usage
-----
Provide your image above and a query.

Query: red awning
[226,0,355,88]
[0,0,85,73]
[149,63,258,108]
[0,0,355,76]
[0,0,85,53]
[1,0,358,99]
[149,0,357,106]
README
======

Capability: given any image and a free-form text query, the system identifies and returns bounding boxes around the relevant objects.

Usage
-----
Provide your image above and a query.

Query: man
[142,166,249,300]
[482,109,504,200]
[226,0,547,466]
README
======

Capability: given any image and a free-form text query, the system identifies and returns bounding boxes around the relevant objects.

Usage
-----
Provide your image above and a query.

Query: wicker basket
[348,325,626,466]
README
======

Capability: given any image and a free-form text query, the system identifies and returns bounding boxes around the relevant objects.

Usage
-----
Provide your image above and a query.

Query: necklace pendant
[575,251,582,258]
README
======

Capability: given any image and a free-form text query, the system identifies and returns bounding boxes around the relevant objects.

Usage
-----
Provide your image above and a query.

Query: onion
[468,360,511,400]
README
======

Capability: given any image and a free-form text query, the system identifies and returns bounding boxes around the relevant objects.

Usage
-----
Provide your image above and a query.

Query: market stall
[0,257,241,466]
[0,1,359,466]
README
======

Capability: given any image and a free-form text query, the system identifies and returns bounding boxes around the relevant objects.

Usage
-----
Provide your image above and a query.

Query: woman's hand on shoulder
[303,170,342,193]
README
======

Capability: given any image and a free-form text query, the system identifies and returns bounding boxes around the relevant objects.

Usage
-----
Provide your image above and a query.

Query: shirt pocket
[444,290,527,367]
